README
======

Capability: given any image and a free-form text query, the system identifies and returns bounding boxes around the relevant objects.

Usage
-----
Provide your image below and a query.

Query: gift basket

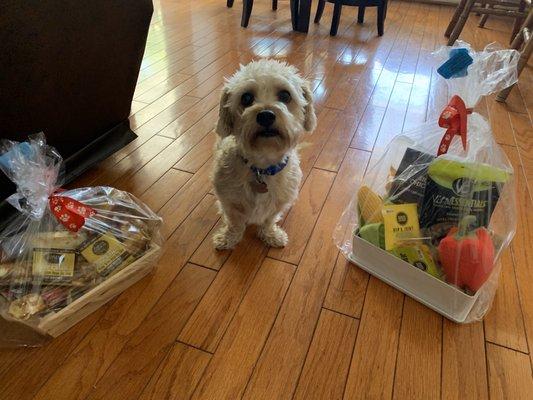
[335,42,519,323]
[0,134,163,346]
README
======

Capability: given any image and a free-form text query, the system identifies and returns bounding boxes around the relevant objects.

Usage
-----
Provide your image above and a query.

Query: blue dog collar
[250,156,289,177]
[241,155,289,183]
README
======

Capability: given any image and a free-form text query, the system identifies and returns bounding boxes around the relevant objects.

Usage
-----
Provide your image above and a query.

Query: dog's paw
[213,229,240,250]
[258,225,288,248]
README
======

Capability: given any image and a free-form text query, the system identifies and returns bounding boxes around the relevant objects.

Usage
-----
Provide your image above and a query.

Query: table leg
[290,0,299,30]
[296,0,312,33]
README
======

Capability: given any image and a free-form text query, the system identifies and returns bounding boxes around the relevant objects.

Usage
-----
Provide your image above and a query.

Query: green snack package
[419,158,509,230]
[390,242,442,279]
[359,223,385,249]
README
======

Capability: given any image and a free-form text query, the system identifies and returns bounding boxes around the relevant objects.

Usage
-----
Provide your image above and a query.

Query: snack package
[0,134,163,346]
[334,42,519,323]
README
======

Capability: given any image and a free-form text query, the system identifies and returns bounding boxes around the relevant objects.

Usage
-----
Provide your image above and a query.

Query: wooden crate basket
[1,244,161,339]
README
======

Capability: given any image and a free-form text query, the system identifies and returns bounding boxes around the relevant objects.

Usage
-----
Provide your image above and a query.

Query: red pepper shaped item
[438,216,495,293]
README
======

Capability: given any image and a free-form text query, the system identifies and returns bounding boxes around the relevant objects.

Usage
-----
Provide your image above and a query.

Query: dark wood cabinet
[0,0,153,206]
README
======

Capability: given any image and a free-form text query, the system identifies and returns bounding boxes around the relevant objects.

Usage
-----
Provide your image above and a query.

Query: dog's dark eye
[278,90,291,104]
[241,92,254,107]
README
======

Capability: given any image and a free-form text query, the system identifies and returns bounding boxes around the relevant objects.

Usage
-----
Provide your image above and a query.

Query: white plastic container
[350,235,480,322]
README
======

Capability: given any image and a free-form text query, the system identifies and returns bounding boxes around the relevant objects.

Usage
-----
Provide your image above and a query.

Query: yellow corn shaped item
[357,185,384,223]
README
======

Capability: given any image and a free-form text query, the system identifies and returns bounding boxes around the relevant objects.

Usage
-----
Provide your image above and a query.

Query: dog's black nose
[256,110,276,128]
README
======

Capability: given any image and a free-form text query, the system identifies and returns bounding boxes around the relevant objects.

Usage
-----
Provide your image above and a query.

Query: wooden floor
[1,0,533,399]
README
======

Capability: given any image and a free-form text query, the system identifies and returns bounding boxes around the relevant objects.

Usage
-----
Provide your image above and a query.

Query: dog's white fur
[212,59,316,250]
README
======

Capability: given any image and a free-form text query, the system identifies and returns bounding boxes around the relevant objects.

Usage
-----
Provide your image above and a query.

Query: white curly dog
[212,59,316,250]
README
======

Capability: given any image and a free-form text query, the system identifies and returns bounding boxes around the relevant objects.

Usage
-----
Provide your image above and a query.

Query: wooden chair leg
[445,0,467,37]
[496,11,532,102]
[384,0,388,20]
[479,14,489,28]
[314,0,325,23]
[478,4,490,28]
[242,0,254,28]
[511,17,524,43]
[272,0,278,11]
[476,0,485,15]
[377,4,385,36]
[511,0,527,43]
[227,0,234,7]
[330,1,342,36]
[358,6,366,23]
[447,0,475,45]
[496,38,532,101]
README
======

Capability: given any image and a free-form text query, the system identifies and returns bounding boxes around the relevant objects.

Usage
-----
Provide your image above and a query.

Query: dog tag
[250,180,268,193]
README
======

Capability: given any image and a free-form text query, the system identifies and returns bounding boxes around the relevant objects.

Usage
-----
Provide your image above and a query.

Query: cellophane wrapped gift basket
[334,42,520,323]
[0,134,163,346]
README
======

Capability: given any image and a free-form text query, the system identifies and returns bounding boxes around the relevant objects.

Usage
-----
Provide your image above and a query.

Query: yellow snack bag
[382,203,420,250]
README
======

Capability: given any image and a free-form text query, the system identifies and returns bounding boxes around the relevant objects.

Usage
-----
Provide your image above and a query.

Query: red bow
[437,95,472,156]
[49,194,96,232]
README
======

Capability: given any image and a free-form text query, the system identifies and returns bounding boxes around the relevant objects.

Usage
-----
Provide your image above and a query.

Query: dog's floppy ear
[216,87,233,137]
[302,83,317,132]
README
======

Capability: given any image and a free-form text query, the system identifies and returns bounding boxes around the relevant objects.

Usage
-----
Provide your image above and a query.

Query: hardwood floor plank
[298,108,340,177]
[341,3,413,121]
[393,297,442,400]
[191,258,295,400]
[178,229,268,352]
[130,100,148,115]
[32,196,219,400]
[323,254,369,318]
[398,3,430,84]
[486,95,516,146]
[134,72,190,102]
[189,219,229,271]
[484,249,529,353]
[486,343,533,400]
[138,343,211,400]
[173,131,217,173]
[442,320,488,400]
[158,159,214,239]
[138,51,229,105]
[139,168,193,212]
[123,107,217,200]
[403,45,434,131]
[315,115,358,172]
[137,48,231,90]
[86,264,216,400]
[373,81,413,150]
[343,278,404,400]
[349,106,386,152]
[243,149,370,400]
[131,63,223,130]
[87,135,174,188]
[0,306,108,400]
[293,309,359,400]
[130,94,201,131]
[509,111,533,191]
[506,147,533,371]
[268,168,336,265]
[158,92,219,139]
[186,63,242,99]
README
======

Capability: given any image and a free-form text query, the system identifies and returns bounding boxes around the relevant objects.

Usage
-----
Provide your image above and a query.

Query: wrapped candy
[334,42,519,323]
[0,134,163,346]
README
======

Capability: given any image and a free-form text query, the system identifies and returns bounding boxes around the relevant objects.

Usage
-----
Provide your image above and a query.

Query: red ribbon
[437,95,472,156]
[49,194,96,232]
